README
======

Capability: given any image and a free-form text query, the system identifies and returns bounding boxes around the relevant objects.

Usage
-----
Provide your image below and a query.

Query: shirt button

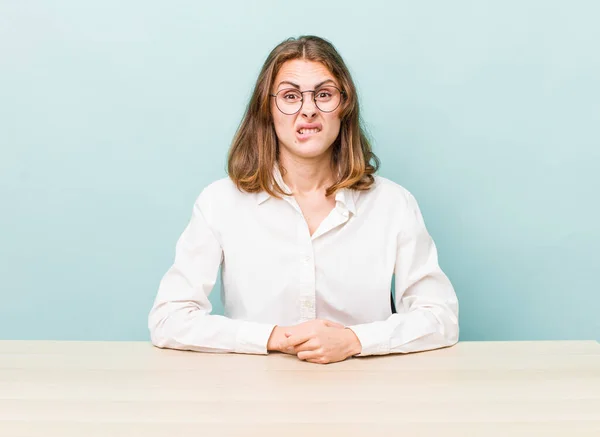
[303,255,311,263]
[337,206,349,217]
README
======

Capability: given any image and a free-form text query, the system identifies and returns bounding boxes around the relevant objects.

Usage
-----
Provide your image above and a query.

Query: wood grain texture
[1,340,599,436]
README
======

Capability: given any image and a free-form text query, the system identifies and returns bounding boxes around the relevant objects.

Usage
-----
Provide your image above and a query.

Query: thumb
[323,320,345,329]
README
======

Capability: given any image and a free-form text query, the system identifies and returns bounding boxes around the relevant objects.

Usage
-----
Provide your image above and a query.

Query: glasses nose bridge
[299,89,318,112]
[299,89,316,97]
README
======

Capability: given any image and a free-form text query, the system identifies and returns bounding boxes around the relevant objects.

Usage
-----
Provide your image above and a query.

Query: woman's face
[270,59,342,161]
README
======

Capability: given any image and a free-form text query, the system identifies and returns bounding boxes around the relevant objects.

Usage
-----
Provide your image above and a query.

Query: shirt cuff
[234,321,276,355]
[347,321,391,356]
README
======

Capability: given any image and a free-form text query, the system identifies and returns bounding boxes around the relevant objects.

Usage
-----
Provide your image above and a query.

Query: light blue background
[1,1,598,341]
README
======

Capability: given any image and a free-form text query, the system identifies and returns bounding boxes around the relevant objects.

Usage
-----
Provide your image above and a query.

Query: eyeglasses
[270,86,345,115]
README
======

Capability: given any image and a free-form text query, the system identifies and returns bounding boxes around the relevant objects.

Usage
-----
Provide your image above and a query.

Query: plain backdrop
[1,0,598,341]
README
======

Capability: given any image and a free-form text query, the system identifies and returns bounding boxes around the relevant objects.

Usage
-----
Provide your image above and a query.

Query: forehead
[274,59,336,86]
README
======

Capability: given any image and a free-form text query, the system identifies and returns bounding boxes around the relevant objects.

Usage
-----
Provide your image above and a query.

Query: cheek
[280,119,296,139]
[271,112,285,134]
[272,113,297,142]
[326,114,342,136]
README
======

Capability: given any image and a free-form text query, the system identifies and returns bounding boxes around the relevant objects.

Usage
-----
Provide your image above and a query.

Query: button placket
[298,256,316,321]
[310,204,351,241]
[297,219,316,321]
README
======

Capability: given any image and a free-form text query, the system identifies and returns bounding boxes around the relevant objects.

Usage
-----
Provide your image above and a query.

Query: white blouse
[148,167,459,356]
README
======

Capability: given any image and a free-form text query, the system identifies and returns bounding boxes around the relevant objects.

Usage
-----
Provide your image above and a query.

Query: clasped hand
[267,319,362,364]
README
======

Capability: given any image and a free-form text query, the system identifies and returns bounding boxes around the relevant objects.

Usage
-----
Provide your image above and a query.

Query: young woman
[148,35,459,364]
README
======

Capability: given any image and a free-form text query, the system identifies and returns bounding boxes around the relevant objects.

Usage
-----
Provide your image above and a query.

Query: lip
[296,123,322,141]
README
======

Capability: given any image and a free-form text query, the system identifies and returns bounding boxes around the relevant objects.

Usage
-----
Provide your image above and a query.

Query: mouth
[296,127,322,140]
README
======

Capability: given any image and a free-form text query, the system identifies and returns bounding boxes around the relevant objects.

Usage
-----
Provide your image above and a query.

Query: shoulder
[195,176,254,214]
[367,176,427,230]
[370,175,416,207]
[358,175,424,226]
[199,176,238,199]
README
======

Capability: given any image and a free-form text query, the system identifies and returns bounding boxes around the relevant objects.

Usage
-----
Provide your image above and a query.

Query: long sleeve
[348,192,459,356]
[148,191,276,354]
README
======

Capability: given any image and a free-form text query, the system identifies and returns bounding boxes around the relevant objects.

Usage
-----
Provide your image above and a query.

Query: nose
[300,92,318,119]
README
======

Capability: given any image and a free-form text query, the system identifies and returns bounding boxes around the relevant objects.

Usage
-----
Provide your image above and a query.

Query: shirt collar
[256,164,288,205]
[256,165,358,216]
[334,187,357,216]
[256,190,271,205]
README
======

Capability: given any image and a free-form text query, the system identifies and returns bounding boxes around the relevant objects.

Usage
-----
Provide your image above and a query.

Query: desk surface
[1,340,599,436]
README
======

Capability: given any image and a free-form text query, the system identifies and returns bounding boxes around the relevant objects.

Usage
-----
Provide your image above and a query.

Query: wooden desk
[1,340,599,436]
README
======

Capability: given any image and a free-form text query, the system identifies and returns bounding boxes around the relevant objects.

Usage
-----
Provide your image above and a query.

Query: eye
[315,88,334,101]
[282,91,301,101]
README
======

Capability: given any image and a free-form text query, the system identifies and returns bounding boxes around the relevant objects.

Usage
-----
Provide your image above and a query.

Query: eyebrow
[277,79,337,90]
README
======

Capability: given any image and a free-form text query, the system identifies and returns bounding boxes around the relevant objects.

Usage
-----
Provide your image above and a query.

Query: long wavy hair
[227,35,379,198]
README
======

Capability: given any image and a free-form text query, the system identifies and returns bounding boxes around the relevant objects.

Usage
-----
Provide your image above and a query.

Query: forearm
[149,301,276,354]
[348,301,459,356]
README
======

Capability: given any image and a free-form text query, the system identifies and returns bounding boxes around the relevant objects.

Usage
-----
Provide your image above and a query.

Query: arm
[348,192,459,356]
[148,191,276,354]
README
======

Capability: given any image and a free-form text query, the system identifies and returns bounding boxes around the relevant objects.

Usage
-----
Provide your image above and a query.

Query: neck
[278,150,335,196]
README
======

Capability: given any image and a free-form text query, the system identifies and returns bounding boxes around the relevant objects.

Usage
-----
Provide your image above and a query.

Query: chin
[293,144,331,159]
[291,137,332,155]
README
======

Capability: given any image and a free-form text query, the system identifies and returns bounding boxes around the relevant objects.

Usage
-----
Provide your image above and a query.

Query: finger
[306,357,329,364]
[303,354,331,365]
[293,339,318,353]
[323,320,344,329]
[297,350,322,361]
[284,332,315,348]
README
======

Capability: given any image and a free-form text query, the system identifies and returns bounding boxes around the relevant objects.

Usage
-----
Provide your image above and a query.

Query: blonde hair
[227,35,379,198]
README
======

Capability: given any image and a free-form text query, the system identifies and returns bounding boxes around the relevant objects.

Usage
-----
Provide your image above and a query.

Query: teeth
[299,128,320,134]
